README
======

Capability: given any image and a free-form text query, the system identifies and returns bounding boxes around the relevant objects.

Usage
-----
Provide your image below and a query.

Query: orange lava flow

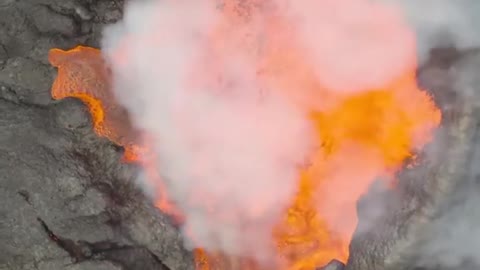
[48,46,141,162]
[189,1,441,269]
[273,79,440,270]
[49,46,183,218]
[49,1,441,268]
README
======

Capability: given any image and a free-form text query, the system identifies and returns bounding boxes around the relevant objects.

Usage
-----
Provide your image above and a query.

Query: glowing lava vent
[49,0,441,269]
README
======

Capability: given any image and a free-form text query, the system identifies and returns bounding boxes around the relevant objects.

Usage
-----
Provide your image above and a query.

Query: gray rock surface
[318,259,345,270]
[346,48,480,270]
[0,1,194,269]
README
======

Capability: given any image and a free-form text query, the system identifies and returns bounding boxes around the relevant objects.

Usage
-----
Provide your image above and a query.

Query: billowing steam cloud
[101,0,478,267]
[380,1,480,268]
[101,0,317,263]
[380,0,480,62]
[363,1,480,269]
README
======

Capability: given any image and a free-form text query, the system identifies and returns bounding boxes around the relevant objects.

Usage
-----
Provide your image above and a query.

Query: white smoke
[101,0,315,264]
[100,0,480,268]
[403,52,480,269]
[379,0,480,63]
[359,1,480,269]
[282,0,416,93]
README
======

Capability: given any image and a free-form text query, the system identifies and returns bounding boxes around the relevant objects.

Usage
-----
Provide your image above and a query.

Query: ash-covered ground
[1,1,480,270]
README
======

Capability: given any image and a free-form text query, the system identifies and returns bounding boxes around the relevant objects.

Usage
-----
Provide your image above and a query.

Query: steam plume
[379,0,480,62]
[99,0,475,267]
[362,1,480,269]
[101,0,316,263]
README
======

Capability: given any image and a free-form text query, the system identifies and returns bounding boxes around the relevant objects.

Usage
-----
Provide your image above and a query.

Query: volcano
[1,1,480,270]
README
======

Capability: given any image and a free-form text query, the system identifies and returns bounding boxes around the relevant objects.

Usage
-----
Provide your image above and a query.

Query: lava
[48,0,441,269]
[49,46,180,217]
[185,1,441,269]
[49,46,141,162]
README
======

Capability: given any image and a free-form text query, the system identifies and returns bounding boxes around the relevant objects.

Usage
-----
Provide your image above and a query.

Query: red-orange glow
[49,46,181,218]
[48,0,441,268]
[273,79,440,270]
[49,46,141,161]
[190,1,440,269]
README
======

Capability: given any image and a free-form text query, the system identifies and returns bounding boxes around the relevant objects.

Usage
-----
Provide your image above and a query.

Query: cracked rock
[346,49,480,270]
[52,98,92,131]
[31,5,78,37]
[0,45,7,61]
[0,0,194,270]
[0,57,54,105]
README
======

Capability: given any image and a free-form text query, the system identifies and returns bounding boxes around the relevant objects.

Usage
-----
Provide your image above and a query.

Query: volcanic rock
[346,48,480,270]
[0,1,194,270]
[317,259,345,270]
[2,0,480,270]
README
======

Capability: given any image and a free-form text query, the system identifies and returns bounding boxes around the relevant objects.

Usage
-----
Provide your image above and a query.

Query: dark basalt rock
[0,1,194,269]
[346,48,480,270]
[317,259,345,270]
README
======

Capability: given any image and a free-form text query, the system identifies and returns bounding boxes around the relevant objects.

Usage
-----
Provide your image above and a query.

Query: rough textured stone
[31,5,78,37]
[346,48,480,270]
[0,1,194,269]
[2,0,480,269]
[318,259,345,270]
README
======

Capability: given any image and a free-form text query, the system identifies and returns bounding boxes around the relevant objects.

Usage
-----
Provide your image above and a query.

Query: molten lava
[49,46,142,162]
[49,46,181,217]
[49,1,441,270]
[188,1,441,269]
